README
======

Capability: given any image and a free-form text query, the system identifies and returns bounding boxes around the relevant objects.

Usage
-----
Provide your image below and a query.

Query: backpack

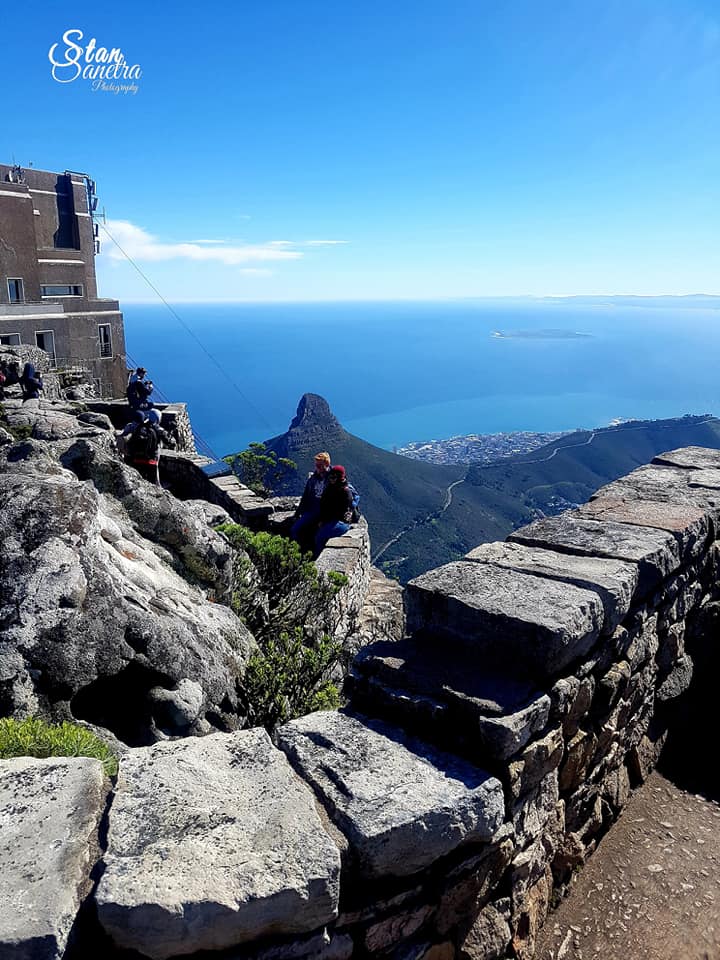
[347,482,361,523]
[127,422,159,461]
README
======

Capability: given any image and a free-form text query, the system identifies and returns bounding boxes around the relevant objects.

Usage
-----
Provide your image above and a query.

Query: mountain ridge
[258,395,720,582]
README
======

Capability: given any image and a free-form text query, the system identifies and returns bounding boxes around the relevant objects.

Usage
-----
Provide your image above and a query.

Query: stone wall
[4,446,718,960]
[87,400,198,454]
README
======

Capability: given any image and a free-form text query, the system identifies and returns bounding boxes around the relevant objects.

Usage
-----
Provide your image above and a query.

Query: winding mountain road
[371,417,718,566]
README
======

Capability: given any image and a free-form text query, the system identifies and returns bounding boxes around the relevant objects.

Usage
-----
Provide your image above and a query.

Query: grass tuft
[0,717,118,777]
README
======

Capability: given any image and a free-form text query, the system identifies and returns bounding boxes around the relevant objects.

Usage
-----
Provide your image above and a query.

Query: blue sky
[3,0,720,300]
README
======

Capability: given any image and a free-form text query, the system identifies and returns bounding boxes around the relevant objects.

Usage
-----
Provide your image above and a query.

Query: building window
[98,323,112,358]
[0,333,21,346]
[41,284,83,297]
[7,279,24,303]
[35,330,56,362]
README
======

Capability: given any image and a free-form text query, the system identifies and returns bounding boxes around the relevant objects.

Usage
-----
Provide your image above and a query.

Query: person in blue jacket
[127,367,154,410]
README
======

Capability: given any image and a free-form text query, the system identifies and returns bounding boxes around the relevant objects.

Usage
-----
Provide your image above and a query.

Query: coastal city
[396,429,573,464]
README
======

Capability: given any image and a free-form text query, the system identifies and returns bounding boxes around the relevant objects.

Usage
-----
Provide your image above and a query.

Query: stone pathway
[534,770,720,960]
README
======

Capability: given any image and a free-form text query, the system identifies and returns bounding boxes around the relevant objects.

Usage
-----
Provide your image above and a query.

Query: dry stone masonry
[2,444,719,959]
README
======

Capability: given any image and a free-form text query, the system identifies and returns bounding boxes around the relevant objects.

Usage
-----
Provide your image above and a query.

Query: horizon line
[116,292,720,305]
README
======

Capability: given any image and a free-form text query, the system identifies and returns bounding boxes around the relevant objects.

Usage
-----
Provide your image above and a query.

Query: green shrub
[217,523,348,730]
[217,524,347,643]
[223,442,296,497]
[0,717,118,776]
[244,628,341,729]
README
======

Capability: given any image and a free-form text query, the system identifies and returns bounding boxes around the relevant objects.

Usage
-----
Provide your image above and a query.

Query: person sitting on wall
[127,367,154,411]
[20,362,43,401]
[122,409,174,485]
[290,451,332,553]
[314,464,354,558]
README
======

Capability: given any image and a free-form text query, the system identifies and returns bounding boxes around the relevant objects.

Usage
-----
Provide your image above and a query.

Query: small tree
[224,442,296,497]
[217,524,346,643]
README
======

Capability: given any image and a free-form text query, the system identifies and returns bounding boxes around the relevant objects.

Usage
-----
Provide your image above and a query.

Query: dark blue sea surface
[122,300,719,458]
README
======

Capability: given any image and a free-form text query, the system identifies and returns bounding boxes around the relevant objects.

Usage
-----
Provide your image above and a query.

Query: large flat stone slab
[465,541,638,633]
[592,464,720,525]
[0,756,107,960]
[96,729,340,959]
[508,513,680,596]
[405,560,604,678]
[652,446,720,470]
[688,469,720,490]
[576,497,710,561]
[277,711,504,879]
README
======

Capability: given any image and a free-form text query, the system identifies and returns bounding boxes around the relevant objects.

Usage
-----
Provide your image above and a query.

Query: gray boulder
[96,729,341,958]
[0,756,108,960]
[1,398,111,444]
[57,439,236,596]
[0,457,255,744]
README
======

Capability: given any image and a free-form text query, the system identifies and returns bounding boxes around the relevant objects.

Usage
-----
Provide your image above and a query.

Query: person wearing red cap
[314,465,354,557]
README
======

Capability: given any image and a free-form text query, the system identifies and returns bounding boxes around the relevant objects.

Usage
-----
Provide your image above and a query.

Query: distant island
[491,329,593,340]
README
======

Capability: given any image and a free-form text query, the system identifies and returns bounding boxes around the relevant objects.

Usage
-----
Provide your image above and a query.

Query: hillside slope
[382,415,720,580]
[259,396,720,582]
[263,394,465,544]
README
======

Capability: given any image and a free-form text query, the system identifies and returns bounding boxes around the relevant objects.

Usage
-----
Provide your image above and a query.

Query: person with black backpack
[122,409,174,485]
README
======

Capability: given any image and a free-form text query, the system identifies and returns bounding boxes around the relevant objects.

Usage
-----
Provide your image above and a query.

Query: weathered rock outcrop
[284,393,346,453]
[0,432,255,745]
[1,399,114,446]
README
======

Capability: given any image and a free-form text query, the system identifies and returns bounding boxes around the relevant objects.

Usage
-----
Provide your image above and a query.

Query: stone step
[346,637,551,768]
[96,729,341,959]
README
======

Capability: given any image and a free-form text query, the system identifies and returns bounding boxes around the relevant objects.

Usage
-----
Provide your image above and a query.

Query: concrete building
[0,163,127,397]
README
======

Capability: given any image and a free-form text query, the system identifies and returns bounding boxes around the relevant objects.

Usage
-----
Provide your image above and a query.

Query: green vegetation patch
[244,628,341,730]
[0,716,118,777]
[217,523,347,730]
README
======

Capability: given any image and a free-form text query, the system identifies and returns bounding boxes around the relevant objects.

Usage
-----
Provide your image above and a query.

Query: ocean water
[121,300,719,459]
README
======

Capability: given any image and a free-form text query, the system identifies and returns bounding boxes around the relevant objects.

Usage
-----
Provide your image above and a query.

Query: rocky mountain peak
[285,393,345,452]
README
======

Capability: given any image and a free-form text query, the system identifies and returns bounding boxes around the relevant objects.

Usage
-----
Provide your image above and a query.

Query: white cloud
[305,239,349,246]
[101,220,303,266]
